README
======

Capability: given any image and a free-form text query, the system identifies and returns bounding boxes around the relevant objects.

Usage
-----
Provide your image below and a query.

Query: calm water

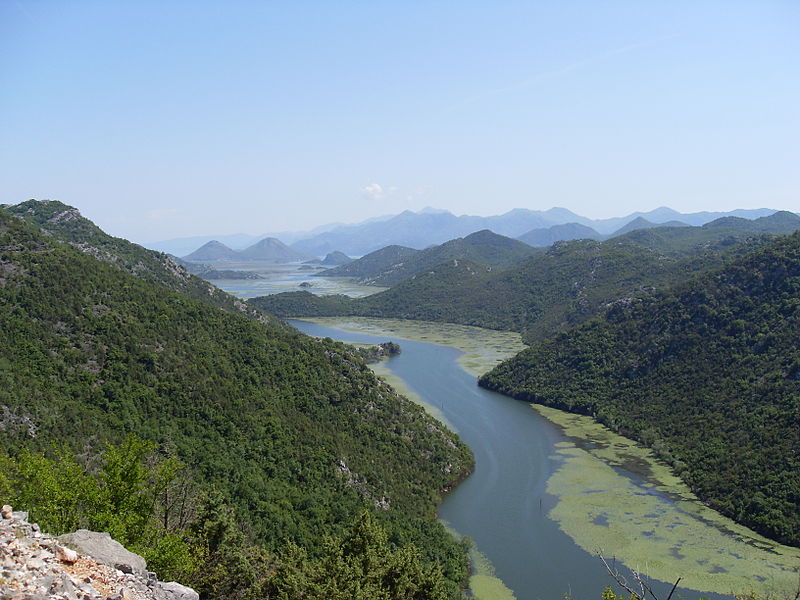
[211,263,386,298]
[289,320,721,600]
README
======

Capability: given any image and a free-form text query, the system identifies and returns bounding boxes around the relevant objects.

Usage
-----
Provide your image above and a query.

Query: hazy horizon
[142,203,783,246]
[2,2,798,244]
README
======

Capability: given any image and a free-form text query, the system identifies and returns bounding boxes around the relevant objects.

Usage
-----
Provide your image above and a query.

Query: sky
[1,1,798,244]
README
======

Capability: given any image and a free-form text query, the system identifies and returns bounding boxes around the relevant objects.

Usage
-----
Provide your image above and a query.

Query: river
[288,319,734,600]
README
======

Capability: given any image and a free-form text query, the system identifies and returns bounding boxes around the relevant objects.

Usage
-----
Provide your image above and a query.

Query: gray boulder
[58,529,147,576]
[159,581,200,600]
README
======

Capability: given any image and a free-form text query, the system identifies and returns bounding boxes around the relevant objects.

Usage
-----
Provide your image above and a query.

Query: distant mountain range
[183,237,314,263]
[320,229,539,287]
[254,211,800,341]
[150,206,783,258]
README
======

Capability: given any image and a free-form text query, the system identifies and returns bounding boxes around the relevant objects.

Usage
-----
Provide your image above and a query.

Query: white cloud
[362,183,384,200]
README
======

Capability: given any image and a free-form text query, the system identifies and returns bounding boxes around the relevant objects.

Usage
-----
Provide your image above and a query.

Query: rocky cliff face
[0,505,198,600]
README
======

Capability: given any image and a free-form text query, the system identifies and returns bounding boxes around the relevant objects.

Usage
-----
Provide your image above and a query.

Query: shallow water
[287,319,767,600]
[212,263,385,298]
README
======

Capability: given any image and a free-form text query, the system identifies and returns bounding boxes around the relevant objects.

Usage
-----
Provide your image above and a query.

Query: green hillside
[4,199,273,324]
[316,244,420,279]
[0,205,472,597]
[258,221,794,344]
[320,230,538,287]
[479,232,800,546]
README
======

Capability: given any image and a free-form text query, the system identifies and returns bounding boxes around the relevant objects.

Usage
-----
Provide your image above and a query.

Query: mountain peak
[184,240,239,261]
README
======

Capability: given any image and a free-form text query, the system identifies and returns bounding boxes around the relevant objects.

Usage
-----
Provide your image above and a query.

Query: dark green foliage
[480,233,800,545]
[258,224,785,344]
[264,512,449,600]
[319,230,538,287]
[4,199,276,325]
[355,342,402,363]
[319,245,420,280]
[0,438,197,581]
[0,206,472,596]
[251,290,358,317]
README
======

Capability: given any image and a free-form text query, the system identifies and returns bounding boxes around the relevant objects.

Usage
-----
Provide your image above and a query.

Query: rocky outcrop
[58,531,147,577]
[0,504,199,600]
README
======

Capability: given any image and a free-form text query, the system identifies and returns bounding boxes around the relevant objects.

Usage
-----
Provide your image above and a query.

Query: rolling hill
[184,239,241,262]
[236,236,315,262]
[256,219,795,343]
[319,229,538,287]
[316,245,420,279]
[479,232,800,546]
[4,199,270,323]
[517,222,602,246]
[0,202,473,597]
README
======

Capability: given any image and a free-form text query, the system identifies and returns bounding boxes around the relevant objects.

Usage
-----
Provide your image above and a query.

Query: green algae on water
[441,521,518,600]
[535,405,800,597]
[299,317,526,376]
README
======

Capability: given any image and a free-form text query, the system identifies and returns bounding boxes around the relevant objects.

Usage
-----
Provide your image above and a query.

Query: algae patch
[442,521,518,600]
[300,317,526,377]
[536,405,800,596]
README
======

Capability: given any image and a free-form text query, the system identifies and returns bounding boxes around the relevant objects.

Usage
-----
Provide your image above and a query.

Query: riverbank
[537,406,800,596]
[296,317,800,598]
[297,316,527,376]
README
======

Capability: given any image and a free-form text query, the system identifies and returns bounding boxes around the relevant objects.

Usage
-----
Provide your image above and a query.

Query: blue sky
[1,1,798,243]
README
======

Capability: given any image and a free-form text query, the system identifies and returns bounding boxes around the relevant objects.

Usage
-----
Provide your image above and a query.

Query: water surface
[289,319,741,600]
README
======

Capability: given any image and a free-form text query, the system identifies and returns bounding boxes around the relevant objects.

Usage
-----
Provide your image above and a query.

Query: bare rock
[54,543,78,563]
[1,504,12,519]
[159,581,200,600]
[58,530,147,576]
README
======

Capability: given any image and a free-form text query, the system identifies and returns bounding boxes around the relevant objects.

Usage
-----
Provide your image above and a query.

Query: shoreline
[294,316,800,597]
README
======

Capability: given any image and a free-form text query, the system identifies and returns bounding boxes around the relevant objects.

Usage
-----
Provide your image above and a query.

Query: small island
[356,341,401,363]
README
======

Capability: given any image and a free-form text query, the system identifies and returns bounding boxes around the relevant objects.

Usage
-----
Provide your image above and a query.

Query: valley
[285,318,800,599]
[6,5,798,599]
[3,200,798,599]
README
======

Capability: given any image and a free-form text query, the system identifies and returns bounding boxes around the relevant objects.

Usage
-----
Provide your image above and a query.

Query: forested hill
[320,244,420,279]
[0,206,473,597]
[4,199,273,324]
[319,229,539,287]
[255,225,778,343]
[480,232,800,546]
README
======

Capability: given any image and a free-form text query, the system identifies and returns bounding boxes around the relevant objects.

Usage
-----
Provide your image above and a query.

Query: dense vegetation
[4,199,273,324]
[480,232,800,545]
[0,438,456,599]
[0,205,473,597]
[314,245,420,279]
[319,229,539,287]
[255,225,779,343]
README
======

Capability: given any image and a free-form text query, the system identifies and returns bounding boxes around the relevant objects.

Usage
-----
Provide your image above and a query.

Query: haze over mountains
[154,206,781,259]
[252,210,800,547]
[183,237,314,263]
[321,230,538,287]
